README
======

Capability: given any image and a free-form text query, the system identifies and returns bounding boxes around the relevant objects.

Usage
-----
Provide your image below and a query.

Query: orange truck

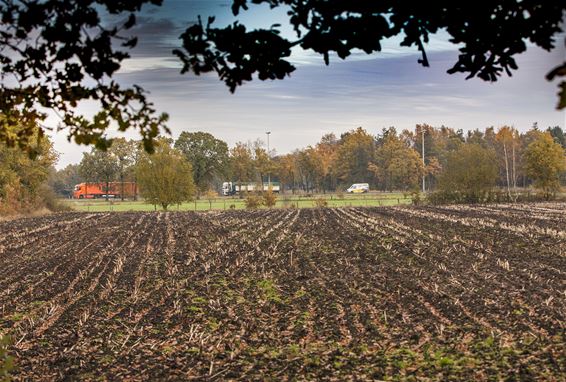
[73,182,137,199]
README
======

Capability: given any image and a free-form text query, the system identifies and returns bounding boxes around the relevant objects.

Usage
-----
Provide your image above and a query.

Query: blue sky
[51,0,566,168]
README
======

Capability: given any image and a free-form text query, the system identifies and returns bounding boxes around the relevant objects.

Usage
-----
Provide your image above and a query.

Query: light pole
[421,127,425,193]
[266,131,271,188]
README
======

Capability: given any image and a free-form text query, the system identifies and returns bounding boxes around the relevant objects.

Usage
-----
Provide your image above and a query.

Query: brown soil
[1,204,564,381]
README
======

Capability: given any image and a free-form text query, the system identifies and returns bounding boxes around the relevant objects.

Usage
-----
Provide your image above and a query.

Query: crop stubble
[0,203,564,381]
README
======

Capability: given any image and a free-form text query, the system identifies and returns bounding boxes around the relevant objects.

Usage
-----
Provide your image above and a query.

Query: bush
[409,190,422,205]
[0,182,69,216]
[41,185,72,212]
[245,194,263,209]
[427,191,457,205]
[263,189,277,208]
[434,144,498,204]
[428,189,515,205]
[314,197,328,208]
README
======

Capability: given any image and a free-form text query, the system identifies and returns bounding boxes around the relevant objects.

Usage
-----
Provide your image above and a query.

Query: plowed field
[1,204,565,381]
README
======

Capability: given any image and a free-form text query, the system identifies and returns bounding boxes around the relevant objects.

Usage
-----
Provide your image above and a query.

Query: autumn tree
[174,131,229,196]
[412,124,464,190]
[109,138,138,200]
[275,153,298,193]
[230,142,254,192]
[333,127,375,187]
[315,133,339,192]
[434,144,498,203]
[204,189,218,210]
[546,125,566,185]
[252,140,272,186]
[0,131,58,213]
[524,133,566,199]
[79,148,119,200]
[136,139,195,210]
[466,129,486,146]
[370,133,424,191]
[518,126,545,188]
[48,164,83,198]
[547,126,566,149]
[296,147,324,193]
[425,157,442,189]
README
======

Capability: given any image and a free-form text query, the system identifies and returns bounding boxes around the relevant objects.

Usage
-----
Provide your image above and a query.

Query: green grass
[63,192,412,212]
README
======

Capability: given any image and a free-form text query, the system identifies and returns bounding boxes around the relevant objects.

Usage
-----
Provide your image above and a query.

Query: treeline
[273,124,566,199]
[51,124,565,201]
[4,123,564,214]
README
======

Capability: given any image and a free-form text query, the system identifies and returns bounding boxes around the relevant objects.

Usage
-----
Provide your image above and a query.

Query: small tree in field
[524,133,566,200]
[244,193,263,209]
[136,139,195,210]
[263,187,277,208]
[205,189,217,210]
[435,144,498,203]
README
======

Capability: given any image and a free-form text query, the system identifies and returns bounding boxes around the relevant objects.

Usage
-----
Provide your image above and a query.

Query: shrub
[41,185,72,212]
[245,194,263,209]
[0,181,69,215]
[410,190,422,205]
[434,144,498,204]
[262,189,277,208]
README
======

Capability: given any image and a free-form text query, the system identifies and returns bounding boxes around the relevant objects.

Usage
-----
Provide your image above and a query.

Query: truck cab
[221,182,235,196]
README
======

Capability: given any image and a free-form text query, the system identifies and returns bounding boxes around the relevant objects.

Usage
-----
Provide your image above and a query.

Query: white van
[347,183,369,193]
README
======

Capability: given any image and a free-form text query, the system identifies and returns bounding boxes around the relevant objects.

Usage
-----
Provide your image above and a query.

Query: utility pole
[266,131,271,188]
[421,127,425,193]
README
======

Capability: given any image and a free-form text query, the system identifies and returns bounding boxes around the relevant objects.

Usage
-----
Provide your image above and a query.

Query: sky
[50,0,566,168]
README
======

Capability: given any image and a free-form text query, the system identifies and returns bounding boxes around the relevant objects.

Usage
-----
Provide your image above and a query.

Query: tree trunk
[512,142,516,189]
[503,142,511,200]
[120,173,125,201]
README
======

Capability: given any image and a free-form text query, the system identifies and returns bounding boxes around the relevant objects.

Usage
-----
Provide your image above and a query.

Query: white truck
[346,183,369,193]
[222,182,280,196]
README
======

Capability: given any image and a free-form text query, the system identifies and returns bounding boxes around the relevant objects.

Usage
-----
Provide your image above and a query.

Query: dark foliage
[175,1,566,107]
[0,0,168,153]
